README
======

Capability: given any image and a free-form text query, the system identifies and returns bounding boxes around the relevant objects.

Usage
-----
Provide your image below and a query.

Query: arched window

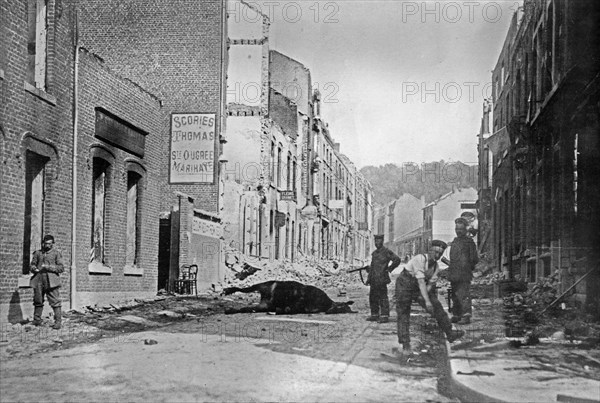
[125,161,145,268]
[89,146,115,266]
[21,134,58,273]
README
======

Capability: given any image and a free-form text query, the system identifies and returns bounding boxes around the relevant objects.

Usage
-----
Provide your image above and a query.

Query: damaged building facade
[309,101,374,266]
[1,0,77,322]
[0,0,227,322]
[78,0,228,295]
[223,1,373,269]
[222,2,301,264]
[478,0,600,312]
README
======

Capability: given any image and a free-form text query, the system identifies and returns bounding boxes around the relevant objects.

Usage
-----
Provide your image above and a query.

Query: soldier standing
[30,234,64,329]
[448,217,479,325]
[366,234,401,323]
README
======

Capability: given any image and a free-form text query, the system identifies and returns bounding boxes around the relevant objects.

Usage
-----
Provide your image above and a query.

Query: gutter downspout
[70,7,79,310]
[217,0,227,283]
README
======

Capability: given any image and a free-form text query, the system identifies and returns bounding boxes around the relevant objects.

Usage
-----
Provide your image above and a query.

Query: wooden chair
[173,264,198,297]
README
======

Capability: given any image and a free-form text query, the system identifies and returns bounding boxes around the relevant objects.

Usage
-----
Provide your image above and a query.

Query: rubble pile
[219,245,364,293]
[500,270,600,343]
[70,296,170,316]
[523,270,561,308]
[472,271,504,286]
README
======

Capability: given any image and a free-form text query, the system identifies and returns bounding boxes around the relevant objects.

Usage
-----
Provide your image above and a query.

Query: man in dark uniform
[394,240,464,355]
[30,234,64,329]
[448,217,479,325]
[366,234,401,323]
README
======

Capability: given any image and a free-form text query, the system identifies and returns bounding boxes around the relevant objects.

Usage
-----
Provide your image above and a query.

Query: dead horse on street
[223,280,356,315]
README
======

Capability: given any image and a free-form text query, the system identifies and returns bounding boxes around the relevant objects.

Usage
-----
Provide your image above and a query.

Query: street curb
[442,340,507,403]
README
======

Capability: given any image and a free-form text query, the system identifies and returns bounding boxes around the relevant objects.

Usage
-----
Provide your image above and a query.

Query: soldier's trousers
[450,281,472,318]
[395,271,452,345]
[33,274,61,308]
[369,283,390,317]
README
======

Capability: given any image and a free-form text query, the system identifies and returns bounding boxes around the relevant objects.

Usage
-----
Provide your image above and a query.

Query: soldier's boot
[32,306,43,326]
[457,314,471,325]
[51,306,62,330]
[447,329,465,343]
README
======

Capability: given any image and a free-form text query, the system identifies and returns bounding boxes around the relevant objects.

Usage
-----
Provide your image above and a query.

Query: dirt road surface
[1,285,454,402]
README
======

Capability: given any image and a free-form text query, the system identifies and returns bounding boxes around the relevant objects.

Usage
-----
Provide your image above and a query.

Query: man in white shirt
[394,240,464,355]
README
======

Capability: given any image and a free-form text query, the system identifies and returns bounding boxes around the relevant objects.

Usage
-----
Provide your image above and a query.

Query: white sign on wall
[192,216,223,238]
[328,199,346,209]
[170,113,216,183]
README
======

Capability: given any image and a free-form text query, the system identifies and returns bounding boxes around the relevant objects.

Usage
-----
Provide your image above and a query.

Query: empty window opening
[22,151,48,272]
[126,171,142,266]
[91,158,110,263]
[27,0,48,90]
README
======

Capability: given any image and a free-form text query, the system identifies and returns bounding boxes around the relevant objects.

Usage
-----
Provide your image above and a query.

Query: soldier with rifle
[349,234,401,323]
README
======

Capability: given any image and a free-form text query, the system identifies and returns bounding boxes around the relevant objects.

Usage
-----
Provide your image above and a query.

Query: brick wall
[74,49,163,298]
[0,0,75,320]
[78,0,226,214]
[269,88,298,140]
[269,50,312,116]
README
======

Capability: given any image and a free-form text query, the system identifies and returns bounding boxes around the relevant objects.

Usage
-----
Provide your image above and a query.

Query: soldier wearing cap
[394,240,464,355]
[448,217,479,325]
[30,234,64,329]
[366,234,401,323]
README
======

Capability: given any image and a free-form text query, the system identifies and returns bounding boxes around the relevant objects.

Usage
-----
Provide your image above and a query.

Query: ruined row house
[0,0,227,322]
[223,0,373,269]
[478,0,600,312]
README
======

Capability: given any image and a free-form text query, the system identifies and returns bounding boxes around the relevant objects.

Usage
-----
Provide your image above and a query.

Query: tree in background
[360,161,478,206]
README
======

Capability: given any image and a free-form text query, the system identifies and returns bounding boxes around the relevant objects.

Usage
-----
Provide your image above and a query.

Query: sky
[249,0,521,168]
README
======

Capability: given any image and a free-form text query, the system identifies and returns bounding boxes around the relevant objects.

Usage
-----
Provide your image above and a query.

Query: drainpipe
[70,7,79,310]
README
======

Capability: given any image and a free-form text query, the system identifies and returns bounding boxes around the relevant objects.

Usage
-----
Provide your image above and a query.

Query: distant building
[396,226,424,261]
[310,95,373,266]
[373,193,424,257]
[422,187,478,248]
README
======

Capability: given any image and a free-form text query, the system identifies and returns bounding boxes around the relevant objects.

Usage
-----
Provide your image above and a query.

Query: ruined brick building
[478,0,600,312]
[0,0,227,322]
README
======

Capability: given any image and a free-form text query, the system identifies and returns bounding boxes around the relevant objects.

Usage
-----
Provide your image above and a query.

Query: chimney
[333,143,340,153]
[313,89,321,117]
[482,99,491,135]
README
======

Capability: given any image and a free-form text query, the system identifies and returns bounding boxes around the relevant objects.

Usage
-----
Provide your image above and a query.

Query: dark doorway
[157,215,171,291]
[22,151,48,272]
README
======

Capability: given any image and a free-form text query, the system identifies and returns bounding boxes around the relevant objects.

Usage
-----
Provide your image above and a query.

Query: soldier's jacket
[368,246,401,285]
[448,235,478,282]
[30,248,64,289]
